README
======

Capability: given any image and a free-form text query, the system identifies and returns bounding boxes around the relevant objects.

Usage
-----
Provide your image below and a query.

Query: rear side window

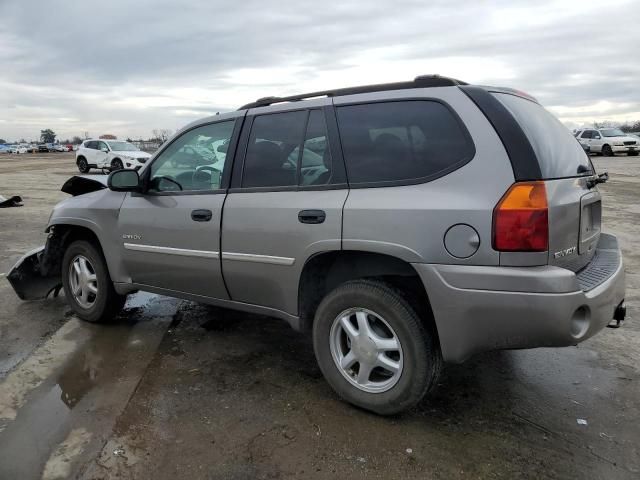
[580,130,592,139]
[336,101,474,185]
[242,109,333,188]
[493,93,593,178]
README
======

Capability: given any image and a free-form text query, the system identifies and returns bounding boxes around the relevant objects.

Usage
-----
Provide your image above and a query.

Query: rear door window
[243,111,306,188]
[242,109,333,188]
[299,110,332,186]
[493,93,593,178]
[335,101,474,185]
[580,130,592,139]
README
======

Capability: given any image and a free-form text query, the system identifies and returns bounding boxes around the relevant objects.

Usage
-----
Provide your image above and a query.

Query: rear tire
[313,279,441,415]
[602,144,613,157]
[61,240,126,323]
[77,157,89,173]
[627,152,638,156]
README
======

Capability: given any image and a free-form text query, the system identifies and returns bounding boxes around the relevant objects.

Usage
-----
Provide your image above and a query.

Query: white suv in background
[75,139,152,173]
[576,128,639,156]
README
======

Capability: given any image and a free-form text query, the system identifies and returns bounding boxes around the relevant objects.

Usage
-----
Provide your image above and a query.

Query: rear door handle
[298,209,326,224]
[191,209,212,222]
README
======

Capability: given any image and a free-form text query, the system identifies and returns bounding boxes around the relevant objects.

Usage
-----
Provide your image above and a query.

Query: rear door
[493,93,600,271]
[95,141,110,167]
[221,102,348,315]
[82,141,96,165]
[579,129,592,150]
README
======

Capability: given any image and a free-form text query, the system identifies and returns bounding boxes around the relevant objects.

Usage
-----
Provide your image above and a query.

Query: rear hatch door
[492,92,600,272]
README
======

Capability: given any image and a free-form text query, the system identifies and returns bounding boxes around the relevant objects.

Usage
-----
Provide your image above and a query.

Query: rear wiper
[586,171,608,189]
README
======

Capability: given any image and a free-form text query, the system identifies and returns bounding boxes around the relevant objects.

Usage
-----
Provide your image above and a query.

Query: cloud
[0,0,638,140]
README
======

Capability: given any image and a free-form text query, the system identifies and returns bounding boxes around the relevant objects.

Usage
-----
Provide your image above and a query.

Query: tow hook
[608,301,626,329]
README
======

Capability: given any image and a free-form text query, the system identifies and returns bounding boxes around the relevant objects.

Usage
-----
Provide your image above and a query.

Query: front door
[117,115,241,299]
[590,130,604,153]
[221,106,348,315]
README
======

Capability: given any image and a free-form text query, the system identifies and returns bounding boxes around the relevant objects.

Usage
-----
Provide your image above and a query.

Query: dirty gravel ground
[0,152,638,479]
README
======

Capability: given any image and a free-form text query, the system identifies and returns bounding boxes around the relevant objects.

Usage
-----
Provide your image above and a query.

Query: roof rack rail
[238,74,468,110]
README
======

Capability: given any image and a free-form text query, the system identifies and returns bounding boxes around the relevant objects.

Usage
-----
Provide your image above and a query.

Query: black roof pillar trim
[460,86,542,181]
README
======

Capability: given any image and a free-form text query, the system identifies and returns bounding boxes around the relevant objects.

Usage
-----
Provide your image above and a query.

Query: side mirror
[217,142,228,153]
[108,169,140,192]
[594,135,601,139]
[100,147,109,152]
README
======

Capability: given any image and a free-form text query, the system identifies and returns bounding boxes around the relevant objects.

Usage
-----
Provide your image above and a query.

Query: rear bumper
[413,233,626,363]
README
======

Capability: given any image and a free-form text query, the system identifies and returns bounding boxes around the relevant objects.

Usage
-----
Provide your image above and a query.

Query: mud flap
[6,246,63,300]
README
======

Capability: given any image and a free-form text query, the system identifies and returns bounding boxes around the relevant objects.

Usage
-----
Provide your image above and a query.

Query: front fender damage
[6,228,69,300]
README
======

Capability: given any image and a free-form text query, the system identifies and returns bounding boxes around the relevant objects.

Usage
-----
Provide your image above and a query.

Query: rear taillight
[493,181,548,252]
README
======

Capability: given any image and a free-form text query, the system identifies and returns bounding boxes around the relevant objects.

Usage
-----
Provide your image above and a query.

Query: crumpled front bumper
[6,246,63,300]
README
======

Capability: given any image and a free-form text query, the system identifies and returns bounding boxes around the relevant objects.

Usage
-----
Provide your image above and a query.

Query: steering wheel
[196,165,221,176]
[154,175,183,191]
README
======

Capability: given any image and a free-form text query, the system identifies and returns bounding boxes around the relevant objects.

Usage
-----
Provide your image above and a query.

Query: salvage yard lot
[0,152,639,479]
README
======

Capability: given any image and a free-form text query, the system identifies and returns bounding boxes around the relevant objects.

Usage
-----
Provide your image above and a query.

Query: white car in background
[54,144,69,152]
[75,139,152,173]
[10,145,28,154]
[575,128,639,156]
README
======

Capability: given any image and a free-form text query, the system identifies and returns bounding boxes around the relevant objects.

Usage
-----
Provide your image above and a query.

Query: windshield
[107,141,139,151]
[601,128,625,137]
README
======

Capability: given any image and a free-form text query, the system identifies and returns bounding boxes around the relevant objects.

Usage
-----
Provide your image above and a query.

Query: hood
[603,135,637,141]
[61,175,108,196]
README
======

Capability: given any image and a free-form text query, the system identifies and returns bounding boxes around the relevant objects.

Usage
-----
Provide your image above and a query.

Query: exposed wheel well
[42,225,104,277]
[298,251,435,334]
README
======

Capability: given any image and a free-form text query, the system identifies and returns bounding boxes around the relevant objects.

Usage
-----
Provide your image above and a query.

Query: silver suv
[7,75,626,415]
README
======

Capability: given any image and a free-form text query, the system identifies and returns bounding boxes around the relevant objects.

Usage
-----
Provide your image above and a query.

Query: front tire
[313,279,441,415]
[111,158,124,170]
[628,152,638,156]
[62,240,126,323]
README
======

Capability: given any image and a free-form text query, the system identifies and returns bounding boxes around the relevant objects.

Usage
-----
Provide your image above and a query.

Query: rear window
[335,101,474,185]
[493,93,593,178]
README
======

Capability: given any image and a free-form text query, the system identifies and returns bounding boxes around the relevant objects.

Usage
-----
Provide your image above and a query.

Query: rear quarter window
[335,101,475,185]
[492,93,593,179]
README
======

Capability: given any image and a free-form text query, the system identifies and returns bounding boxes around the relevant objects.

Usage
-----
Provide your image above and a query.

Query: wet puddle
[0,292,179,479]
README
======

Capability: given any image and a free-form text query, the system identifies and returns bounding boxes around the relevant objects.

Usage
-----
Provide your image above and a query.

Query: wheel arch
[45,222,115,279]
[297,250,437,338]
[76,155,86,164]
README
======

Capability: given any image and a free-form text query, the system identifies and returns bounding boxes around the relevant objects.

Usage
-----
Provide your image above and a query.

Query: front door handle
[298,209,326,224]
[191,209,212,222]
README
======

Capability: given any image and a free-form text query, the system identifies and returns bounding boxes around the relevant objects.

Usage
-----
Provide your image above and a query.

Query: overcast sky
[1,0,639,142]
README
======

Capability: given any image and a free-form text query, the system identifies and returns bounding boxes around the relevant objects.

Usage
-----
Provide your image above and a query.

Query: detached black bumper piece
[6,246,62,300]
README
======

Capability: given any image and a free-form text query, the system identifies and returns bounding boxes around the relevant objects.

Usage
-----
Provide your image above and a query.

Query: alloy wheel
[68,255,98,309]
[329,308,403,393]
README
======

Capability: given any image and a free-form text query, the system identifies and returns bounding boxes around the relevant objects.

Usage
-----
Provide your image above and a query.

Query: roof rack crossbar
[238,74,467,110]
